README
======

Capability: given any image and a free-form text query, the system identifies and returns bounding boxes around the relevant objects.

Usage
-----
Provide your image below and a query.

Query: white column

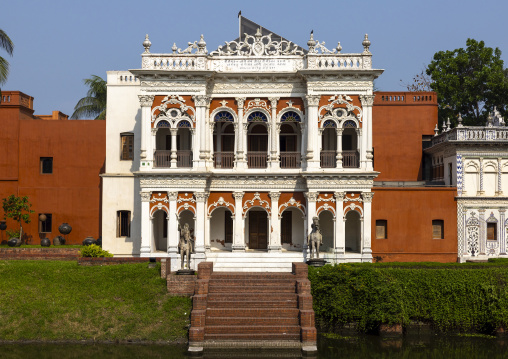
[194,192,208,254]
[138,95,154,163]
[497,157,503,196]
[500,209,506,255]
[479,157,485,196]
[193,95,210,169]
[235,98,247,169]
[479,208,486,255]
[206,101,213,166]
[300,124,307,168]
[170,128,178,167]
[360,95,375,171]
[149,128,156,163]
[140,191,152,256]
[336,129,343,169]
[269,98,280,169]
[167,192,178,254]
[305,95,321,170]
[205,214,211,251]
[232,191,245,251]
[268,192,281,251]
[334,192,345,260]
[357,128,363,169]
[362,192,373,260]
[304,192,318,253]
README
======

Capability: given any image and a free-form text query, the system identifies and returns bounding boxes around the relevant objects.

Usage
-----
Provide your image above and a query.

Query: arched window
[343,120,356,128]
[214,111,234,122]
[247,111,268,122]
[323,120,337,128]
[178,120,191,128]
[157,120,170,128]
[281,111,301,122]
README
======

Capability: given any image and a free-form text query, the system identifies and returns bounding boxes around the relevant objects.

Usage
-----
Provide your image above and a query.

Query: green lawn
[0,261,191,342]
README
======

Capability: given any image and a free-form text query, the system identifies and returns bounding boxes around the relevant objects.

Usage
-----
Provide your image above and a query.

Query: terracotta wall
[372,92,437,181]
[371,187,457,262]
[0,91,105,245]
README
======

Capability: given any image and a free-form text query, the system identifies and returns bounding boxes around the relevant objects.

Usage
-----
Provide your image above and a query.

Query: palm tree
[0,29,14,95]
[71,75,107,120]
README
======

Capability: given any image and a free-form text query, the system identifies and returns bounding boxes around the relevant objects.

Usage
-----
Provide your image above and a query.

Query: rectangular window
[39,213,52,233]
[487,223,497,241]
[432,220,444,239]
[40,157,53,174]
[117,211,131,237]
[376,220,387,239]
[120,134,134,160]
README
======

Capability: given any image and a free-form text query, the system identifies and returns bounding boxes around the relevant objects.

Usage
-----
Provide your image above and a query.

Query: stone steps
[205,316,300,326]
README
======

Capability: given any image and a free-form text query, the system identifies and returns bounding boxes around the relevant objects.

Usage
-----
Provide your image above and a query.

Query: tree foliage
[70,75,107,120]
[0,28,14,98]
[400,68,432,92]
[2,195,34,240]
[426,38,508,126]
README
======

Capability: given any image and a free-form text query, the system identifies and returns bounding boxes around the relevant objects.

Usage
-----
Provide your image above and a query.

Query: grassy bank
[309,263,508,334]
[0,261,191,342]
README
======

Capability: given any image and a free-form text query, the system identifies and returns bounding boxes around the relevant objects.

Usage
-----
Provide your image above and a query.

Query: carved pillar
[478,157,485,196]
[300,123,307,168]
[336,128,343,169]
[479,208,486,255]
[362,192,374,258]
[268,192,281,251]
[269,97,280,169]
[360,95,375,171]
[205,214,211,251]
[170,128,178,167]
[232,192,245,251]
[500,209,506,255]
[138,95,154,163]
[194,192,208,254]
[167,192,178,254]
[191,128,199,165]
[150,128,156,164]
[334,192,345,259]
[305,95,321,170]
[194,95,210,168]
[235,98,247,169]
[304,192,318,251]
[140,191,152,256]
[206,100,213,165]
[497,157,503,196]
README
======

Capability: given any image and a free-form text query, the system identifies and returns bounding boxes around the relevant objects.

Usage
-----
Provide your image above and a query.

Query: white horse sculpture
[308,216,322,259]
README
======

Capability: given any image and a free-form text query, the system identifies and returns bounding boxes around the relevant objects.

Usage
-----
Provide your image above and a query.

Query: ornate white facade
[102,24,383,271]
[425,112,508,262]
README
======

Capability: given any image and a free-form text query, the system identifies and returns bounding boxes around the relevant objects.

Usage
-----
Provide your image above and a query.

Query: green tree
[70,75,107,120]
[426,38,508,127]
[0,28,14,97]
[2,195,34,242]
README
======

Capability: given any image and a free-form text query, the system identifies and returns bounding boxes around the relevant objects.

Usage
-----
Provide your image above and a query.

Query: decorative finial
[336,41,342,53]
[457,113,463,127]
[446,118,451,131]
[487,112,493,127]
[172,42,178,53]
[434,124,439,136]
[143,34,151,53]
[307,31,316,53]
[255,28,262,39]
[197,34,207,54]
[362,34,371,54]
[442,121,446,133]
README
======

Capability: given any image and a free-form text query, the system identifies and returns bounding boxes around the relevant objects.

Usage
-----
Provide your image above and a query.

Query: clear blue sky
[1,0,507,117]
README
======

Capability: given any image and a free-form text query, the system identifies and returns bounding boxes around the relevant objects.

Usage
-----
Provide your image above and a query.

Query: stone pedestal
[306,258,326,267]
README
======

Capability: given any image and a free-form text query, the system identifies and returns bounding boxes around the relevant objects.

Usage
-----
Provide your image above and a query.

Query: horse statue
[308,216,322,259]
[179,223,194,270]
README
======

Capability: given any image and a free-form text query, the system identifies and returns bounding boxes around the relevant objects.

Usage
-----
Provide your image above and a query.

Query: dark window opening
[121,134,134,160]
[487,223,497,241]
[225,213,233,244]
[281,211,292,244]
[376,220,387,239]
[39,213,52,233]
[40,157,53,174]
[117,210,131,237]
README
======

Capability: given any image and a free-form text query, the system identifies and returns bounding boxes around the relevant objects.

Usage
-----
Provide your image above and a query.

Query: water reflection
[0,335,506,358]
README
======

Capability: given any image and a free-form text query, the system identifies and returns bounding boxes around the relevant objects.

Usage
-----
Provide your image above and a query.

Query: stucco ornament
[179,223,194,269]
[151,95,196,125]
[319,95,363,125]
[308,216,323,259]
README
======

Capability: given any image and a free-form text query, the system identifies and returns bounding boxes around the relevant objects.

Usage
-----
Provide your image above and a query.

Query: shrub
[79,244,113,258]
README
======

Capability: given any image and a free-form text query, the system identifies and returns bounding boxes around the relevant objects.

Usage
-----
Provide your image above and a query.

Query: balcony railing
[342,150,359,168]
[430,126,508,147]
[154,150,192,168]
[320,151,336,168]
[154,150,171,168]
[280,152,301,169]
[247,152,268,169]
[214,152,235,169]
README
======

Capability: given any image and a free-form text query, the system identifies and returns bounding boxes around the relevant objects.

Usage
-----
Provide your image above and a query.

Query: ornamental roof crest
[210,28,305,57]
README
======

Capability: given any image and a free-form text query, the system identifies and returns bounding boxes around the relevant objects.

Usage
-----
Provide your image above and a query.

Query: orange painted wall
[373,92,437,181]
[371,187,457,262]
[0,91,105,244]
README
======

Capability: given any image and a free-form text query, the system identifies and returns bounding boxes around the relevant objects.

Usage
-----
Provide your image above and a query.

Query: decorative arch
[210,108,237,122]
[246,109,269,123]
[156,119,171,128]
[177,192,196,216]
[278,108,303,123]
[484,160,498,172]
[151,95,196,128]
[278,197,306,217]
[322,119,338,129]
[176,119,192,128]
[316,203,336,217]
[343,203,363,217]
[242,192,271,216]
[208,195,235,216]
[149,192,169,216]
[318,94,363,127]
[316,193,336,216]
[342,119,358,128]
[465,161,480,172]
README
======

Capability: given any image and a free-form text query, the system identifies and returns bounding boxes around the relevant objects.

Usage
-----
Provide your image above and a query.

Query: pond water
[0,334,507,358]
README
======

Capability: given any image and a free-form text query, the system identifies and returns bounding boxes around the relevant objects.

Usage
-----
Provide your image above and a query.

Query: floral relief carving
[243,192,271,215]
[151,95,196,126]
[244,98,271,112]
[208,196,235,215]
[318,94,363,126]
[278,197,306,215]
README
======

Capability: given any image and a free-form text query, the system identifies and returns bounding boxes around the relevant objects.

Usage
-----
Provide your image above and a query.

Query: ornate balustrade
[213,152,235,169]
[177,151,193,168]
[342,151,359,168]
[431,127,508,147]
[154,150,193,168]
[320,151,336,168]
[280,152,301,169]
[247,152,268,169]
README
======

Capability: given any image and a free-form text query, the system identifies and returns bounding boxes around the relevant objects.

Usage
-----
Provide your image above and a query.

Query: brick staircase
[189,262,317,352]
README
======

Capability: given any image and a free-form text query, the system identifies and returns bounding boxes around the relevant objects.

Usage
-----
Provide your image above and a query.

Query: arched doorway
[318,210,334,252]
[321,122,337,168]
[152,210,167,251]
[246,209,268,250]
[247,111,268,168]
[177,121,192,168]
[154,120,171,168]
[279,123,301,168]
[281,207,305,251]
[209,207,233,250]
[345,210,361,253]
[342,120,359,168]
[213,115,235,168]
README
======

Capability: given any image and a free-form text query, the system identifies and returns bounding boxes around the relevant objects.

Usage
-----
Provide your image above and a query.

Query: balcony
[280,152,301,169]
[154,150,192,168]
[214,152,235,169]
[320,151,336,168]
[342,150,359,168]
[247,152,268,169]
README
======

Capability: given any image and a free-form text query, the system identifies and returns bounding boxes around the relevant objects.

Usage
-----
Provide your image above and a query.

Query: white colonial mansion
[102,19,383,271]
